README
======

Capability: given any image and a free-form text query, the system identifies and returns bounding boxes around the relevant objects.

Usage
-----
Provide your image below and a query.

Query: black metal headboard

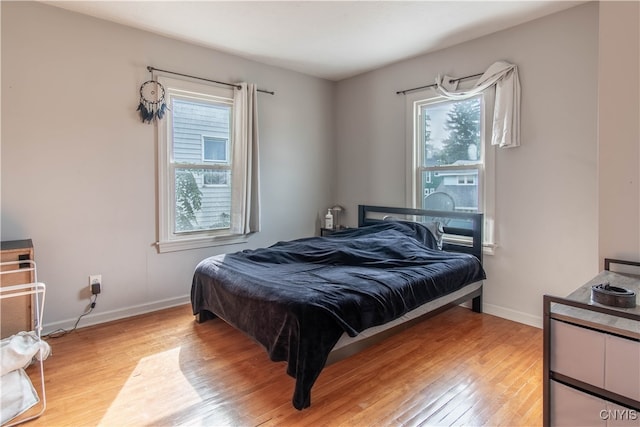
[358,205,484,263]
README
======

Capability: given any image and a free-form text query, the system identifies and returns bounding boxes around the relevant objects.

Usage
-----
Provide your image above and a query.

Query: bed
[190,205,486,410]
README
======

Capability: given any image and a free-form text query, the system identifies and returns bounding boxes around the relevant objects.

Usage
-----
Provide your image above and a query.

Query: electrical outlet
[89,274,102,294]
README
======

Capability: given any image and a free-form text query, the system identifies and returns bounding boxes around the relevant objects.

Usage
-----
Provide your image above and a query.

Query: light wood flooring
[21,304,542,426]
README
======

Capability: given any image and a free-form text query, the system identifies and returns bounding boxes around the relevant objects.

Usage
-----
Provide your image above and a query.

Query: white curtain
[435,61,521,148]
[231,82,261,234]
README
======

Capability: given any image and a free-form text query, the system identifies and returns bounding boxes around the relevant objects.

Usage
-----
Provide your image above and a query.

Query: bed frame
[193,204,486,408]
[327,205,484,364]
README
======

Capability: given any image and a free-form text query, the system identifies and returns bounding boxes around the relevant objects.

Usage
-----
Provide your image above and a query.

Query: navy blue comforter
[190,221,485,409]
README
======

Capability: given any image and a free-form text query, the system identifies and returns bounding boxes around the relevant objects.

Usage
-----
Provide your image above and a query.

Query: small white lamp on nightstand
[330,205,344,230]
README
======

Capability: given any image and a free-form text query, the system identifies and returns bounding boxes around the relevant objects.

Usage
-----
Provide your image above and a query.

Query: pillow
[421,221,444,250]
[382,217,444,250]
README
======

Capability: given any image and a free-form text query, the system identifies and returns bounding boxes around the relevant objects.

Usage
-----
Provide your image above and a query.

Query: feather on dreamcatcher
[137,80,167,123]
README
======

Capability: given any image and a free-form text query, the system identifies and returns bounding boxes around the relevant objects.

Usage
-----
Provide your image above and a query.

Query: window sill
[442,235,496,256]
[156,234,248,253]
[483,242,497,256]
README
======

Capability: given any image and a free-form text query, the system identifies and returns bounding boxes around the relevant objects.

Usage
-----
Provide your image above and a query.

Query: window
[417,95,483,212]
[202,136,228,163]
[156,76,247,252]
[203,170,230,186]
[407,88,496,251]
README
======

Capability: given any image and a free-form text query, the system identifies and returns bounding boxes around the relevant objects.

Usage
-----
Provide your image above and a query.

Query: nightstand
[320,227,351,237]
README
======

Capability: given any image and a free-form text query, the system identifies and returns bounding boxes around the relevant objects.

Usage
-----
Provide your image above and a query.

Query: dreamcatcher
[137,79,167,123]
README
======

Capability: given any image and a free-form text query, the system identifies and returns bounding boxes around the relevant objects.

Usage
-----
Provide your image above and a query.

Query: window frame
[156,75,247,252]
[405,85,496,253]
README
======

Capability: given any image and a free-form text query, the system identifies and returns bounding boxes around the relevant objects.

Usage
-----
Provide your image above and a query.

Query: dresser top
[0,239,33,251]
[551,271,640,339]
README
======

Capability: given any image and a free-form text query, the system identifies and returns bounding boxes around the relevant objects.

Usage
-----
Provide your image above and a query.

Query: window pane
[203,170,230,186]
[172,99,231,164]
[422,169,479,212]
[175,168,231,233]
[203,137,227,162]
[421,96,482,167]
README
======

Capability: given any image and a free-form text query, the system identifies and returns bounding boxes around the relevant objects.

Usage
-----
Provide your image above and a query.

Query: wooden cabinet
[1,239,34,338]
[544,259,640,426]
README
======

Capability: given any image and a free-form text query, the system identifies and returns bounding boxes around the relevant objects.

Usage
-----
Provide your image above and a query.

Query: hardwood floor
[22,304,542,426]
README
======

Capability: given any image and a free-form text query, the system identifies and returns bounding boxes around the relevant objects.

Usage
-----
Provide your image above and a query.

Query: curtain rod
[147,66,275,95]
[396,72,484,95]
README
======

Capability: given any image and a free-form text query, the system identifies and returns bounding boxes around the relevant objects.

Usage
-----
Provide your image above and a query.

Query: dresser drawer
[551,380,606,427]
[551,319,605,388]
[604,402,640,427]
[605,334,640,401]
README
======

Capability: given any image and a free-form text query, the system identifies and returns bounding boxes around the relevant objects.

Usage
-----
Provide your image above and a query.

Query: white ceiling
[44,1,585,81]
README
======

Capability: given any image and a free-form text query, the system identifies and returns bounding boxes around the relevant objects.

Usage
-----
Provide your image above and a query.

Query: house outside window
[156,76,247,252]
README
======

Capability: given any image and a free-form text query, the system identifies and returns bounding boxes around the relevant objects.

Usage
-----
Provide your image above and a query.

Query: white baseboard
[43,295,191,335]
[481,302,542,329]
[44,295,542,336]
[459,301,542,329]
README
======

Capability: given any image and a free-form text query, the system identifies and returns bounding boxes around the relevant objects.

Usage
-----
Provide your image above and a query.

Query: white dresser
[544,259,640,427]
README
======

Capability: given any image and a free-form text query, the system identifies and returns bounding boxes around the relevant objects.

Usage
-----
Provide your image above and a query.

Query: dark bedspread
[190,221,486,409]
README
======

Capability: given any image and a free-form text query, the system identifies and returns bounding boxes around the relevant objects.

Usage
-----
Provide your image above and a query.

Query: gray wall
[2,1,638,331]
[333,3,601,326]
[1,1,335,331]
[597,1,640,265]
